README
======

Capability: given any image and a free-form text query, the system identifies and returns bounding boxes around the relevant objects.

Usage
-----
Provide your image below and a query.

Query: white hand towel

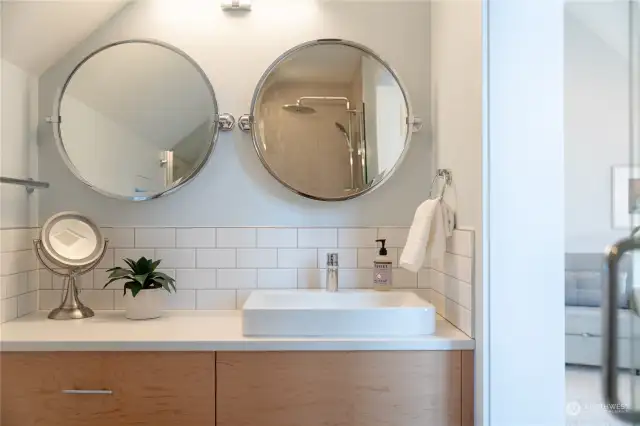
[400,199,455,273]
[399,199,440,273]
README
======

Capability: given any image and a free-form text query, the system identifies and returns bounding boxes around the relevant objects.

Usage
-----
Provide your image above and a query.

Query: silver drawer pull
[62,389,113,395]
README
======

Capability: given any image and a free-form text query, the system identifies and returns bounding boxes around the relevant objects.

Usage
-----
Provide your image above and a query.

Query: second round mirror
[250,40,415,201]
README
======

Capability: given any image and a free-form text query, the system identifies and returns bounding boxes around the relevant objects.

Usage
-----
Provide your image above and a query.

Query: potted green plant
[104,257,176,320]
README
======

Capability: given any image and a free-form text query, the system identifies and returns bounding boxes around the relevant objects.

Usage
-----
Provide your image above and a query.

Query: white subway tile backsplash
[444,274,461,303]
[1,250,36,276]
[17,291,37,317]
[217,228,256,248]
[28,270,39,293]
[102,227,135,248]
[2,297,18,322]
[135,228,176,248]
[176,269,217,290]
[444,253,472,283]
[94,269,118,290]
[459,281,473,310]
[197,249,236,268]
[39,270,52,289]
[27,226,474,335]
[258,269,297,289]
[39,290,62,310]
[298,228,337,248]
[338,228,377,248]
[318,248,357,268]
[278,249,317,268]
[392,268,418,289]
[447,230,473,258]
[0,228,34,252]
[418,269,430,289]
[218,269,257,289]
[377,227,409,248]
[96,249,114,269]
[237,249,277,268]
[2,273,27,298]
[197,290,236,310]
[339,269,373,289]
[114,249,155,267]
[297,269,324,289]
[177,228,216,248]
[165,290,196,310]
[429,290,446,315]
[357,248,398,268]
[430,269,446,294]
[236,290,253,309]
[81,290,115,310]
[155,249,196,268]
[257,228,297,248]
[459,306,472,336]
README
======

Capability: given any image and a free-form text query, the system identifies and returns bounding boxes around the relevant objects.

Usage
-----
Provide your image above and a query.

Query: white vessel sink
[242,290,436,337]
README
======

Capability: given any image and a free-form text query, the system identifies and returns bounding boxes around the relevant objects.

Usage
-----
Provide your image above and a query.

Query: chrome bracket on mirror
[216,113,236,131]
[238,114,252,132]
[408,116,423,133]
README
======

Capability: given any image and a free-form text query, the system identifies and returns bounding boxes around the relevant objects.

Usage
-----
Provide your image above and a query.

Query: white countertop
[0,311,474,352]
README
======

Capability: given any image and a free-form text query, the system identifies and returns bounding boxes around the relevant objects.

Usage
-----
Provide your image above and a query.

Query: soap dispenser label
[374,262,392,286]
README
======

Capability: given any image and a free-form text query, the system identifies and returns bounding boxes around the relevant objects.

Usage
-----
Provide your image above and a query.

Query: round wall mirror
[52,40,219,200]
[249,39,415,201]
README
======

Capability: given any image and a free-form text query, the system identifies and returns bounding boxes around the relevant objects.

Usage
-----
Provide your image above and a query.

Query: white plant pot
[124,288,167,320]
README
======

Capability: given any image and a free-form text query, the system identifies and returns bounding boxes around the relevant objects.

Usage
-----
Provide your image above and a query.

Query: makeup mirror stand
[34,239,109,320]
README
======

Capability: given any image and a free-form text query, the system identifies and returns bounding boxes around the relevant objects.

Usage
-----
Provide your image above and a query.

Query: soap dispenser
[373,239,392,291]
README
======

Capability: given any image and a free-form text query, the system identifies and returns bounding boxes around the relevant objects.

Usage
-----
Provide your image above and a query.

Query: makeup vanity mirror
[49,40,229,201]
[241,39,421,201]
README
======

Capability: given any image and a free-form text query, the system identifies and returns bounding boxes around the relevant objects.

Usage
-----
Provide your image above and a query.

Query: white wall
[565,5,630,253]
[487,0,565,425]
[38,0,431,227]
[0,59,39,229]
[429,0,483,424]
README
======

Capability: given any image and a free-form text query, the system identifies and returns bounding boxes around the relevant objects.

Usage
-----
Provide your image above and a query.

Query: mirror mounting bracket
[238,114,252,132]
[46,116,61,124]
[216,113,236,131]
[407,116,423,133]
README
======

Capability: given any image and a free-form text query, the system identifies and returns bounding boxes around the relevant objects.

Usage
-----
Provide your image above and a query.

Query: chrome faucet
[326,253,339,292]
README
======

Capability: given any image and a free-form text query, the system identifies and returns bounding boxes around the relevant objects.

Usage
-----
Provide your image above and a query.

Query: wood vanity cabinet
[1,350,473,426]
[0,352,216,426]
[216,351,474,426]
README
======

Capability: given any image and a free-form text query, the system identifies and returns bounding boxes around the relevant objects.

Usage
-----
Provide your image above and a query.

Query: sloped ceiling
[566,1,631,60]
[0,0,129,75]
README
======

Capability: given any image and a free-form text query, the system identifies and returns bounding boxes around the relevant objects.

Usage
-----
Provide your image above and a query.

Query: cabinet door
[1,352,215,426]
[217,351,465,426]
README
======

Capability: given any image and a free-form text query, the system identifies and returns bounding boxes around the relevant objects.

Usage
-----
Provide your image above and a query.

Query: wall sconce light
[221,0,251,11]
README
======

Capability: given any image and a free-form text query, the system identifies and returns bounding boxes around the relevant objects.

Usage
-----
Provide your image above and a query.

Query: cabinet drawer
[217,351,468,426]
[1,352,215,426]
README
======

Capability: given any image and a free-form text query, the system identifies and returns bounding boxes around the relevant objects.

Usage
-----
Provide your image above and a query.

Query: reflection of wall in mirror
[259,82,364,198]
[362,57,406,183]
[362,56,379,183]
[172,120,210,182]
[61,95,166,197]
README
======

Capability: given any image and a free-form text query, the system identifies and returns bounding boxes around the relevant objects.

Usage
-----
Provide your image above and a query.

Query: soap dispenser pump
[373,239,392,291]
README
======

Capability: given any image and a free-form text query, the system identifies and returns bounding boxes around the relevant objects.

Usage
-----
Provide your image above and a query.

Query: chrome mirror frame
[245,38,421,202]
[48,39,224,201]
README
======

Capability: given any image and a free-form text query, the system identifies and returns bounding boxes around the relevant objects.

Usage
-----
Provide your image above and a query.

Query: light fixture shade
[40,212,105,269]
[221,0,251,11]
